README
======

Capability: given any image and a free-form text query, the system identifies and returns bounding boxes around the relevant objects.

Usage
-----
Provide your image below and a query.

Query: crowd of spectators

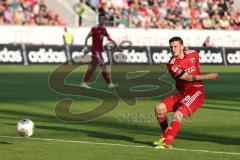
[0,0,65,25]
[99,0,240,30]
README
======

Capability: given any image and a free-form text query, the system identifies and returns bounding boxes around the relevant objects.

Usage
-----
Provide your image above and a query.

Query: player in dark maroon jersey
[81,14,117,88]
[153,37,218,149]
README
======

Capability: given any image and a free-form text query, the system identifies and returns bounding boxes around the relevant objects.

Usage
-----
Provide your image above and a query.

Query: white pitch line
[0,136,240,155]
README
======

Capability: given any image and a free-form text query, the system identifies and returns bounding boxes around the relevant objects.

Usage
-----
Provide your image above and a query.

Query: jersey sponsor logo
[185,66,196,73]
[177,70,182,75]
[171,66,179,73]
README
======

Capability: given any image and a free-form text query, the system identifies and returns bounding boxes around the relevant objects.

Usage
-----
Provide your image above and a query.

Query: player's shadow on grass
[4,123,152,146]
[0,109,58,123]
[1,107,154,146]
[3,108,240,147]
[0,142,12,145]
[177,131,240,146]
[37,125,153,146]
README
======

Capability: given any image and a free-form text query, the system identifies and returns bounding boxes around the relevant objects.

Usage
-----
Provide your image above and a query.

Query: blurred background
[0,0,239,65]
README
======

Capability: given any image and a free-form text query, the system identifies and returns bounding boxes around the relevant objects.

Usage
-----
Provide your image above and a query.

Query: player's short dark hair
[98,7,105,19]
[169,37,184,45]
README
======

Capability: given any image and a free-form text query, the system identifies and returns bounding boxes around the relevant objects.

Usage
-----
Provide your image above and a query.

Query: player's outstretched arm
[180,72,218,81]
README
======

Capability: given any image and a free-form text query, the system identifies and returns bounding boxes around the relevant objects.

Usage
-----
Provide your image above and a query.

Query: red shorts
[162,86,205,117]
[91,52,105,67]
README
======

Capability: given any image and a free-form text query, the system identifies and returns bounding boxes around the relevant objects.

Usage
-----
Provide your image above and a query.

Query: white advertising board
[0,26,240,47]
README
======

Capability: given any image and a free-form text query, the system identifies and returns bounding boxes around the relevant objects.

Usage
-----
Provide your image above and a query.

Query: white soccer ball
[17,119,35,137]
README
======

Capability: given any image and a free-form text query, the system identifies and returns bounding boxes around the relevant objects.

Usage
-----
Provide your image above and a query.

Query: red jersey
[90,25,110,53]
[167,50,203,92]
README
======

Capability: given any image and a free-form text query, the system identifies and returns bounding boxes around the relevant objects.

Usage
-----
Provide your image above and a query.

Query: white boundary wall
[0,26,240,47]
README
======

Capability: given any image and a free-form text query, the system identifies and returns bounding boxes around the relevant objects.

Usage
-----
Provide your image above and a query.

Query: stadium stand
[0,0,97,26]
[98,0,240,30]
[0,0,65,25]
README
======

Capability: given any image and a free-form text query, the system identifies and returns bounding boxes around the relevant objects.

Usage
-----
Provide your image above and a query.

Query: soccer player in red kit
[81,14,117,88]
[153,37,218,149]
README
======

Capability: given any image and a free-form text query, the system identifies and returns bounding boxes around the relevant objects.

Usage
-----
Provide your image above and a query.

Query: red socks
[83,69,95,82]
[162,120,181,145]
[101,71,111,84]
[156,114,168,132]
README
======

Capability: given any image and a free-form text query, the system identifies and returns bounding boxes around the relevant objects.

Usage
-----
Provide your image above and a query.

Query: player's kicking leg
[155,103,168,133]
[155,88,205,149]
[153,93,182,148]
[153,102,172,148]
[154,110,183,149]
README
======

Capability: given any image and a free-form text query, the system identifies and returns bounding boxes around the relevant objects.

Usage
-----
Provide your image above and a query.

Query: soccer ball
[17,119,35,137]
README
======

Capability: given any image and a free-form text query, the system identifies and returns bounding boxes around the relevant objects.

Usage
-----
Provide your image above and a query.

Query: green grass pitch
[0,65,239,160]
